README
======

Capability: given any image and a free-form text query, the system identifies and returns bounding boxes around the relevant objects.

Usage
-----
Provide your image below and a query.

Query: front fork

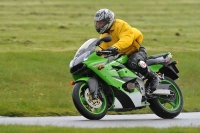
[74,75,99,99]
[87,75,99,99]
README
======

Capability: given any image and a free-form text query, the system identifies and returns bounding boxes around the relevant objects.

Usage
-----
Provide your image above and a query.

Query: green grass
[0,0,200,117]
[0,125,200,133]
[0,51,77,116]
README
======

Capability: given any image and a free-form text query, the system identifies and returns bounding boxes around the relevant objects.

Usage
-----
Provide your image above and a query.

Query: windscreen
[74,38,98,59]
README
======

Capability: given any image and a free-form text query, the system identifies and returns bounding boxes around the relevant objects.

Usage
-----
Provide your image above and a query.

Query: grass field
[0,125,200,133]
[0,0,200,118]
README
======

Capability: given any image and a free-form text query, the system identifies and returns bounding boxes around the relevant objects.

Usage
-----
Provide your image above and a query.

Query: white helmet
[94,9,115,34]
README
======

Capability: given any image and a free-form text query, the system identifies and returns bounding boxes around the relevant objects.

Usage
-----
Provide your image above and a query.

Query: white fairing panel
[113,98,123,109]
[113,91,146,109]
[127,92,144,107]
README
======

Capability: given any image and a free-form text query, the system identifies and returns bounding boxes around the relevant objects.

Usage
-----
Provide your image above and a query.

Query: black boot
[144,69,160,92]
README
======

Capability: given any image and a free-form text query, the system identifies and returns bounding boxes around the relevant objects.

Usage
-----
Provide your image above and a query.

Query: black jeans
[126,46,148,75]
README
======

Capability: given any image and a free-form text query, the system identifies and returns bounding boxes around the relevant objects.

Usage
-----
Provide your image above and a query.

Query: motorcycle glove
[96,50,103,56]
[106,46,118,55]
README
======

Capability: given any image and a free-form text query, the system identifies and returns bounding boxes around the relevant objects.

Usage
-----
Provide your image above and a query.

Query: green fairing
[85,53,130,89]
[116,55,128,64]
[73,52,162,83]
[149,64,163,72]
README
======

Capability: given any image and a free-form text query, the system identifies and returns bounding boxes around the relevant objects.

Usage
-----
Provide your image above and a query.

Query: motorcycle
[69,36,183,120]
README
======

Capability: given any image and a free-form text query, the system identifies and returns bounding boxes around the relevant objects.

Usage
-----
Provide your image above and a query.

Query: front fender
[75,76,99,99]
[75,77,90,83]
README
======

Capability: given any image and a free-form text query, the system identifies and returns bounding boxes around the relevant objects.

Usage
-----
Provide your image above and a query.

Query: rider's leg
[138,61,159,92]
[127,50,159,92]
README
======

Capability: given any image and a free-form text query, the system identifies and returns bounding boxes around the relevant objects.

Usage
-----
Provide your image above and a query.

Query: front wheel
[148,76,183,119]
[72,82,108,120]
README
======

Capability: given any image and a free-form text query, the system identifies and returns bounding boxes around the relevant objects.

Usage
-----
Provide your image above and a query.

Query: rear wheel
[72,82,108,120]
[148,76,183,119]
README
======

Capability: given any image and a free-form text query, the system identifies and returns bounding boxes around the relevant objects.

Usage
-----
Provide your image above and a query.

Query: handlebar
[97,50,112,54]
[96,50,114,57]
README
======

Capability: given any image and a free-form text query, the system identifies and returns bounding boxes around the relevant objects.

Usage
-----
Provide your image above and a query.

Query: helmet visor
[95,20,106,29]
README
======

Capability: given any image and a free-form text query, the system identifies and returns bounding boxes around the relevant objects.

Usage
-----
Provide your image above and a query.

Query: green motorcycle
[69,36,183,120]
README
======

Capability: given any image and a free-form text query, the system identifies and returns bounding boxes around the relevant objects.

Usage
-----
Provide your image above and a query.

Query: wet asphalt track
[0,112,200,128]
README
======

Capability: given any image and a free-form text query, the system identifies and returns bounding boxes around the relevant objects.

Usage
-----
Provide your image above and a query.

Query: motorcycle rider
[94,8,159,93]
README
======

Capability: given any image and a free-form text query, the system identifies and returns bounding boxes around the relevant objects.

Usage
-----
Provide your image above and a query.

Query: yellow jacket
[99,19,143,55]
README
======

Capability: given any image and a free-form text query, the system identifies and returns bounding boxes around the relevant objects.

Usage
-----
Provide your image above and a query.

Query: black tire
[148,76,183,119]
[72,82,108,120]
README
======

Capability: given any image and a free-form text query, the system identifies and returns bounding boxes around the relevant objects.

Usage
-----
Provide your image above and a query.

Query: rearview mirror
[102,35,112,42]
[96,36,112,46]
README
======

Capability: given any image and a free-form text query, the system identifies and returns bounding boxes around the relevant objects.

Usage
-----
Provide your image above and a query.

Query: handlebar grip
[98,50,112,54]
